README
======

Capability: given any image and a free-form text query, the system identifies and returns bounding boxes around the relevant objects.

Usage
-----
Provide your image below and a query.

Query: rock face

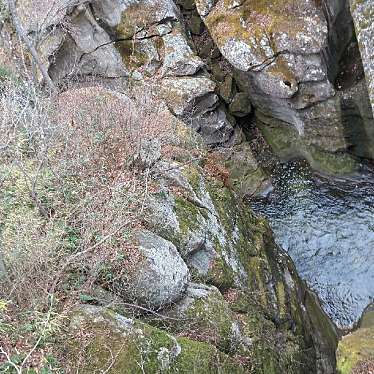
[65,305,248,373]
[13,0,237,147]
[195,0,374,173]
[350,0,374,114]
[6,0,374,172]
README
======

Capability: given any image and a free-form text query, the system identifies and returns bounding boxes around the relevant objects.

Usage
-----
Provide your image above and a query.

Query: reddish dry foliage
[352,361,374,374]
[223,288,240,304]
[203,152,231,187]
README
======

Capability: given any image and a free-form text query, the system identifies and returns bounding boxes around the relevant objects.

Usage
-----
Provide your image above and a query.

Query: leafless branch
[6,0,58,93]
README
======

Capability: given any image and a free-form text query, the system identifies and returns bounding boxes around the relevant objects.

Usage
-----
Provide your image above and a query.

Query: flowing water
[251,161,374,329]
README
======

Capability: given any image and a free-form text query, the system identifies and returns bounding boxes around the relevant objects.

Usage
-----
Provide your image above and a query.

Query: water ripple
[251,161,374,329]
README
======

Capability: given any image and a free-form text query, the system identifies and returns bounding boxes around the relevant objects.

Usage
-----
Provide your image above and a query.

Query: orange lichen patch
[203,0,326,59]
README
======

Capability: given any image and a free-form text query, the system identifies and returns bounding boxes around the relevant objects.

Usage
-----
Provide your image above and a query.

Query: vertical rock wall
[195,0,374,173]
[350,0,374,115]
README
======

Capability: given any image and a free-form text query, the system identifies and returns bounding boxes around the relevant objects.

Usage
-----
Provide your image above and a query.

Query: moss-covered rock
[337,306,374,374]
[142,151,337,373]
[195,0,374,172]
[229,92,252,117]
[64,305,246,373]
[256,117,359,176]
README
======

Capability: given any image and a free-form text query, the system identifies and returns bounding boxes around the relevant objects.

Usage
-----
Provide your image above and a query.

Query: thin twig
[0,347,21,374]
[6,0,58,94]
[49,221,130,295]
[20,296,55,370]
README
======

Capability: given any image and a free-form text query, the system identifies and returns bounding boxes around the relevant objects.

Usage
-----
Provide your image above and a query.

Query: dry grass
[0,78,188,371]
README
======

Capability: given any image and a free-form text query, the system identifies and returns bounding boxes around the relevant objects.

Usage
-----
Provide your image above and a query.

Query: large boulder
[122,230,190,308]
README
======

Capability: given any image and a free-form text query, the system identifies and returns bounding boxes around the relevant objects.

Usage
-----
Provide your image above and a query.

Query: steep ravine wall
[350,0,374,114]
[193,0,374,174]
[6,0,374,175]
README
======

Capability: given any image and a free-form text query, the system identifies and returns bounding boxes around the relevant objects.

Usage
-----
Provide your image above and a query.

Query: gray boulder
[127,230,190,308]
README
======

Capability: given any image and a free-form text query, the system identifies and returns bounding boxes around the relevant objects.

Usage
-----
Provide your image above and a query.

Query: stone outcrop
[9,0,238,147]
[350,0,374,114]
[194,0,374,173]
[65,305,248,373]
[1,0,373,177]
[4,0,374,173]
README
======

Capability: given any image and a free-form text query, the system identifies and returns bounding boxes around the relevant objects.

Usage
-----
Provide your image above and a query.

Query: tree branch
[6,0,58,94]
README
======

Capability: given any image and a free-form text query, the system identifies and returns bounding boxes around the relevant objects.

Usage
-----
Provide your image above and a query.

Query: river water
[250,161,374,329]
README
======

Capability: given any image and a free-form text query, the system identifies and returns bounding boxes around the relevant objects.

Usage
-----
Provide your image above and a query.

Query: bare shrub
[0,79,184,370]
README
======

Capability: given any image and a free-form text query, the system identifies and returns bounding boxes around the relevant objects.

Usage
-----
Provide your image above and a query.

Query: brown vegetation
[0,77,183,371]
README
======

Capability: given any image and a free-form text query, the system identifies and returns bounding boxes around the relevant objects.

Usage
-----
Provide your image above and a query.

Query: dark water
[251,161,374,329]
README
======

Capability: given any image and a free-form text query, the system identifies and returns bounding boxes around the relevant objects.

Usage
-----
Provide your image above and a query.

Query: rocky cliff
[2,0,374,174]
[350,0,374,114]
[56,88,337,373]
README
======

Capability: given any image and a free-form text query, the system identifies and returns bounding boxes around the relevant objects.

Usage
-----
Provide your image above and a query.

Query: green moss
[66,307,245,373]
[307,146,358,176]
[115,40,150,71]
[239,311,305,374]
[174,337,245,373]
[174,195,201,238]
[360,310,374,329]
[257,119,359,176]
[205,251,236,290]
[305,291,338,353]
[182,166,202,194]
[275,282,287,319]
[183,289,236,353]
[337,325,374,374]
[256,120,301,160]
